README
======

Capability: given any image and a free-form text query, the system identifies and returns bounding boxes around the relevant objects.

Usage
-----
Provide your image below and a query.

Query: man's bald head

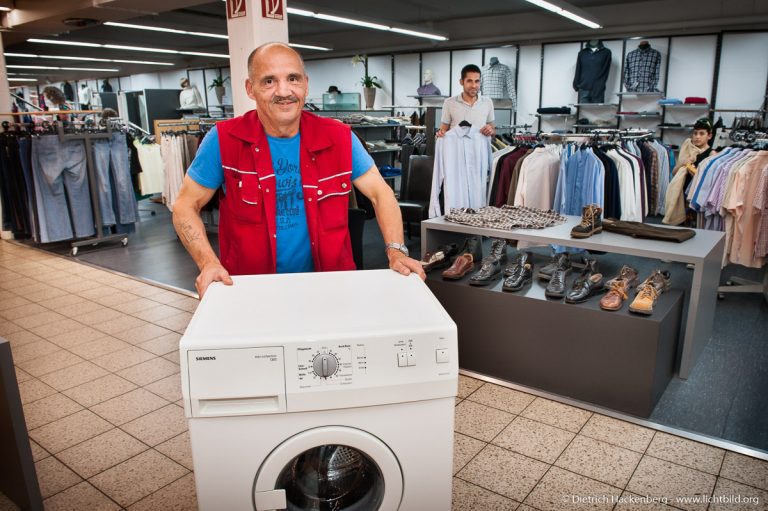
[247,42,305,79]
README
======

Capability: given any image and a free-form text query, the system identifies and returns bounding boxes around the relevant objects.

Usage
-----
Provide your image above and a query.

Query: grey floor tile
[457,444,549,502]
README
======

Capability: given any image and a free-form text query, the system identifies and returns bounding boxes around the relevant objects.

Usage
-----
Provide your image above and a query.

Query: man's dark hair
[693,118,713,133]
[461,64,481,79]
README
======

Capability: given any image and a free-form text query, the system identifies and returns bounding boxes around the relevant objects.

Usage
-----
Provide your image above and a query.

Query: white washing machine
[180,270,458,511]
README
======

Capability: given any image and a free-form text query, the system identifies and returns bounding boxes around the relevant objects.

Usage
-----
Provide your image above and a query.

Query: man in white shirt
[437,64,495,138]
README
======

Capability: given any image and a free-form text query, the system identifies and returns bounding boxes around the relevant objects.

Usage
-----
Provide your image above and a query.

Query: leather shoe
[565,259,603,303]
[502,252,534,292]
[544,256,572,298]
[600,278,631,311]
[442,253,474,280]
[629,270,671,315]
[421,243,458,272]
[605,265,639,288]
[469,256,502,286]
[538,252,570,281]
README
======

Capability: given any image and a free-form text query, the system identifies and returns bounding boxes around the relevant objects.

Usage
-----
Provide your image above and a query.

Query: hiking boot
[571,204,603,238]
[538,252,570,281]
[489,238,508,264]
[629,270,671,315]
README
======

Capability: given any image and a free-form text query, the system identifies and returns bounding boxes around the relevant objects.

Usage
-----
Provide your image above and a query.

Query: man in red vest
[173,42,424,297]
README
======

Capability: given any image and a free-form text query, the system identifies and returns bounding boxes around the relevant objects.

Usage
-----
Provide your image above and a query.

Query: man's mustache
[272,95,299,103]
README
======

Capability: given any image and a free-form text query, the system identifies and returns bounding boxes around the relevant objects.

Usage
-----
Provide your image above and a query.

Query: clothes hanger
[459,120,472,127]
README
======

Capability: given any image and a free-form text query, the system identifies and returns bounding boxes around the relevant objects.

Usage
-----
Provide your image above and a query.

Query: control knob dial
[312,353,339,378]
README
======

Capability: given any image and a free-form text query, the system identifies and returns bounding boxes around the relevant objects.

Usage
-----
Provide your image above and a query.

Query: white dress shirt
[429,125,493,218]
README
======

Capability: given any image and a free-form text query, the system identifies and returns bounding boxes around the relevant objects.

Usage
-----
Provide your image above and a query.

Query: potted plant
[352,54,381,109]
[208,75,230,105]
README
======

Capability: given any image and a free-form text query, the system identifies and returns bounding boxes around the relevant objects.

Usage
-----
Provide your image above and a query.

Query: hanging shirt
[624,46,662,92]
[429,125,493,218]
[481,62,516,108]
[513,147,560,210]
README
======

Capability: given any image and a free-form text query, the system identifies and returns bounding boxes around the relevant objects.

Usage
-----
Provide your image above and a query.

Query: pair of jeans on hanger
[92,132,138,227]
[31,135,95,243]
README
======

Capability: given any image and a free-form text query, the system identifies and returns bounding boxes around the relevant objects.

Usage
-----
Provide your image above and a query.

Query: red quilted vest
[216,110,356,275]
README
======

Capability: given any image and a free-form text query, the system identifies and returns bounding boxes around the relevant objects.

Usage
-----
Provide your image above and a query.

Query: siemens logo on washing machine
[195,356,217,361]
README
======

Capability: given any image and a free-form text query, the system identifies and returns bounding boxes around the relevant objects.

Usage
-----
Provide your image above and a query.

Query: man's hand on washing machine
[388,252,426,280]
[196,262,233,299]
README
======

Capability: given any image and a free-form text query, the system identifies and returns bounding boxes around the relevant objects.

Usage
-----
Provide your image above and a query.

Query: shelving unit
[573,103,620,132]
[616,91,664,135]
[421,215,725,382]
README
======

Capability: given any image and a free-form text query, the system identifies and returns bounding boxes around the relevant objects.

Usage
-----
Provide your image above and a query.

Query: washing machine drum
[277,444,384,511]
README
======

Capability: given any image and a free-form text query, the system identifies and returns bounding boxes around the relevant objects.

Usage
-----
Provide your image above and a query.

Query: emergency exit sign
[227,0,246,19]
[262,0,284,20]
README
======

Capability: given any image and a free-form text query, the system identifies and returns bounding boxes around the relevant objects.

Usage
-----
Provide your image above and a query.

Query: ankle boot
[571,204,603,238]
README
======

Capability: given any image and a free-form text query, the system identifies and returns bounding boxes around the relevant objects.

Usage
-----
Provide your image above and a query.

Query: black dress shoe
[538,252,570,281]
[502,253,534,292]
[469,256,502,286]
[545,265,570,298]
[565,259,603,304]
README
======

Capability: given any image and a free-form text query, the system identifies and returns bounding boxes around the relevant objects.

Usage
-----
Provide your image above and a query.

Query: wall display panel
[129,72,162,91]
[715,32,768,127]
[451,49,483,91]
[204,68,232,109]
[517,44,542,130]
[394,53,421,116]
[666,35,716,101]
[540,43,580,131]
[160,69,185,90]
[118,76,132,91]
[305,57,360,106]
[622,38,668,93]
[483,46,519,115]
[601,39,623,103]
[421,51,451,97]
[367,55,393,110]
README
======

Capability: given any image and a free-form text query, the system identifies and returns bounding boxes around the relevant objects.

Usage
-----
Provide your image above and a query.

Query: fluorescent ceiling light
[0,6,13,11]
[28,38,100,47]
[289,43,331,51]
[106,20,330,51]
[28,38,228,58]
[390,27,447,41]
[315,13,389,31]
[104,21,228,40]
[9,78,37,82]
[5,52,173,66]
[7,64,119,71]
[286,7,314,17]
[523,0,602,29]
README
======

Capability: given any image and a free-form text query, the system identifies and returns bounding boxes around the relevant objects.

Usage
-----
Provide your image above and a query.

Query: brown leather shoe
[605,265,639,288]
[442,253,474,280]
[629,270,671,315]
[600,279,630,311]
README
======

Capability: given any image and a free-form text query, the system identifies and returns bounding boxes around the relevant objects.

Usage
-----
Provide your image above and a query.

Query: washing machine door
[253,426,403,511]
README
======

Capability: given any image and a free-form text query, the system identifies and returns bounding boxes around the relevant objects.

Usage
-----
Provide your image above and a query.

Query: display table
[421,216,725,380]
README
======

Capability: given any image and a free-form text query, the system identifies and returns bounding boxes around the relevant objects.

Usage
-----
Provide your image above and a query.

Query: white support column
[225,0,289,116]
[0,33,12,239]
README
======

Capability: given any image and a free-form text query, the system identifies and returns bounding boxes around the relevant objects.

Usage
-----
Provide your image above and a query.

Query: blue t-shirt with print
[187,126,374,273]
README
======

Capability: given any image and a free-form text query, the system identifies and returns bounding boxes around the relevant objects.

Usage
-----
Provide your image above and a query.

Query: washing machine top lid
[181,270,454,349]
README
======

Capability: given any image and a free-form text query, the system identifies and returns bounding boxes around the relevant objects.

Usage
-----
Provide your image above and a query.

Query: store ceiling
[2,0,768,85]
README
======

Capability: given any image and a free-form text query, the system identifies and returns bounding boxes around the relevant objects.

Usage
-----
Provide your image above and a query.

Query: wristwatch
[385,242,409,257]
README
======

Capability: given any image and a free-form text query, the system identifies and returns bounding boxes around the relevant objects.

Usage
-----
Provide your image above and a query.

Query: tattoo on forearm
[180,221,201,244]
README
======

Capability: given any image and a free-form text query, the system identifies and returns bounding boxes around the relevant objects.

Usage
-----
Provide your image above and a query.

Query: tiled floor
[1,239,767,511]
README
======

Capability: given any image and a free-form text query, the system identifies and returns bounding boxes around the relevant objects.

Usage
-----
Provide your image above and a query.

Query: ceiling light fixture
[5,52,173,66]
[0,6,13,11]
[9,78,37,82]
[254,4,448,41]
[7,64,120,72]
[107,18,331,51]
[104,21,228,40]
[522,0,602,29]
[27,38,229,58]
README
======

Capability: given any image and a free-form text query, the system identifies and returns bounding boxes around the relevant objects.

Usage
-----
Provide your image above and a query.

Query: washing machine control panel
[296,344,364,386]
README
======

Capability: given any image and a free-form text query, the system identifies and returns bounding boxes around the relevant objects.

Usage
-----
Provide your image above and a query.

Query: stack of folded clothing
[684,97,708,104]
[537,106,572,114]
[658,98,683,105]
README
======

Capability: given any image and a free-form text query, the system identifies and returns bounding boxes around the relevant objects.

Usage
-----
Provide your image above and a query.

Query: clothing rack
[153,119,200,138]
[55,122,129,256]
